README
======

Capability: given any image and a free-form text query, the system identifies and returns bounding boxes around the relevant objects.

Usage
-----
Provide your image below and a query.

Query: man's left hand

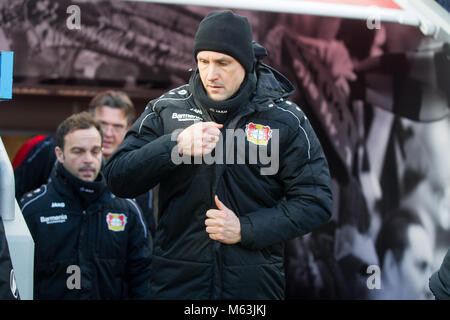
[205,195,241,244]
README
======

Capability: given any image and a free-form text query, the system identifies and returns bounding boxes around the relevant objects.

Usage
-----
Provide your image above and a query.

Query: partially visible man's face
[93,105,129,160]
[400,224,434,299]
[197,51,246,102]
[55,127,103,182]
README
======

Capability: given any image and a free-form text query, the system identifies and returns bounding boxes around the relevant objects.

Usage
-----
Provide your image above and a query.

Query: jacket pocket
[150,255,212,299]
[221,263,285,299]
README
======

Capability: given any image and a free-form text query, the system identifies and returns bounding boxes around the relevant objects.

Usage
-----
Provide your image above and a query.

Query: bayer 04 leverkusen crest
[106,213,127,232]
[245,122,273,146]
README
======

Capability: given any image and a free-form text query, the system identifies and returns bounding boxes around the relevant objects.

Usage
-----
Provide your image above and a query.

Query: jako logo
[51,202,65,208]
[366,6,381,30]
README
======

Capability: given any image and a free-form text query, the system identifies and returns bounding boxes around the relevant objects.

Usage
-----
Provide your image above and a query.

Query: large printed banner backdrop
[1,0,449,299]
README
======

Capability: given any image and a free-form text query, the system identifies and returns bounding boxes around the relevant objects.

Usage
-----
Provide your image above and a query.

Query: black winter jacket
[20,164,152,300]
[104,62,333,299]
[14,135,57,200]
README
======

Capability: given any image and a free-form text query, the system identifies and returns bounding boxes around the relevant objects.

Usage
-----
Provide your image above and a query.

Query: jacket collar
[251,62,295,111]
[188,62,295,118]
[50,162,111,213]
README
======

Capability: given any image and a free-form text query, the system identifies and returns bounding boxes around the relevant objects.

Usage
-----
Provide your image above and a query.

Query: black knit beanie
[193,10,254,73]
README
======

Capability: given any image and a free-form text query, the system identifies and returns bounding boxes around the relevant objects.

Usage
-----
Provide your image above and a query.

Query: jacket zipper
[210,106,254,300]
[192,94,255,299]
[77,209,87,297]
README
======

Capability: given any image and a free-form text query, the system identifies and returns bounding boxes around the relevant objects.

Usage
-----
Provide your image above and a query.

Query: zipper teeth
[215,242,223,300]
[206,107,253,299]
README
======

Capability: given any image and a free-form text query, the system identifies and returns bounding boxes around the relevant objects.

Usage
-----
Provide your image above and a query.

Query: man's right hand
[176,121,222,156]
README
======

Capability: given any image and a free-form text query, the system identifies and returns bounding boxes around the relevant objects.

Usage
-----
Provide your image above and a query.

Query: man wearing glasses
[14,90,135,200]
[88,90,135,162]
[14,91,157,237]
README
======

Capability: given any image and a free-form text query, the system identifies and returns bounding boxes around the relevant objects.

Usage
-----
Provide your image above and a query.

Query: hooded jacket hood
[250,42,295,109]
[253,62,295,102]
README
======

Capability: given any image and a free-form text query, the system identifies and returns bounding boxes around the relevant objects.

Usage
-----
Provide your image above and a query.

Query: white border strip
[123,0,420,26]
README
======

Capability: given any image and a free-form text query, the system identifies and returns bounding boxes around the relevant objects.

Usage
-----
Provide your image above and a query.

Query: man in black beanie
[105,10,333,299]
[190,10,256,124]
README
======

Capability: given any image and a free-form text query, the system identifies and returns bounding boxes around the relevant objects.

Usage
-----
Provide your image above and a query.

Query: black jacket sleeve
[123,199,153,299]
[104,107,178,198]
[239,111,333,250]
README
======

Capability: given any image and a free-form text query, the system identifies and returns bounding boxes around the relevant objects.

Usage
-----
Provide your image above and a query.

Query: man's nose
[206,64,219,81]
[83,151,95,163]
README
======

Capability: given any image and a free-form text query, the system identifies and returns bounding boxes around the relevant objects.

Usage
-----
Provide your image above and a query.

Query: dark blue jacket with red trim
[13,135,57,200]
[104,61,333,299]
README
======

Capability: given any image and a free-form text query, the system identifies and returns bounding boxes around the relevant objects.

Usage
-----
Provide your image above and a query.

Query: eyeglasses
[99,122,127,134]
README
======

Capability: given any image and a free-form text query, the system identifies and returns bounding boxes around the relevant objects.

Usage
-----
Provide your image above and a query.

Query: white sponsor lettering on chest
[172,113,202,122]
[40,214,68,224]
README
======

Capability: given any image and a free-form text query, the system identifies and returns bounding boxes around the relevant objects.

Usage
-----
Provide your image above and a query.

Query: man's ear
[55,146,64,164]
